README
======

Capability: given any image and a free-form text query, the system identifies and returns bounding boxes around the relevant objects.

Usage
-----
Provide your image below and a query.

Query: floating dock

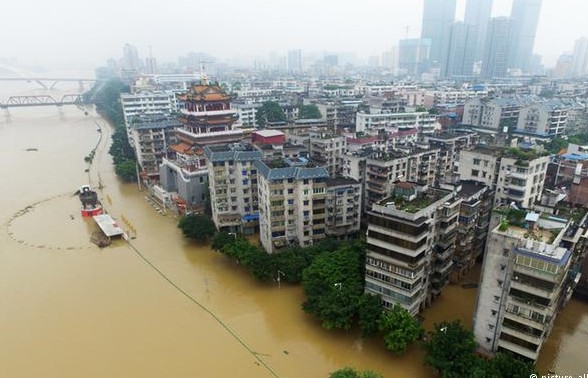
[92,214,124,238]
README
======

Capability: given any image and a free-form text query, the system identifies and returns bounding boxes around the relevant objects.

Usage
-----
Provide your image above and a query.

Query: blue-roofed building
[204,143,263,234]
[473,210,579,362]
[254,158,330,253]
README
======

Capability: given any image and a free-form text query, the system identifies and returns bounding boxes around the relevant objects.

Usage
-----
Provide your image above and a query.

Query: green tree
[114,160,137,182]
[256,101,286,127]
[177,214,216,242]
[422,320,481,378]
[329,367,383,378]
[301,243,365,330]
[211,232,236,251]
[298,104,322,119]
[378,305,423,354]
[485,352,538,378]
[357,293,383,337]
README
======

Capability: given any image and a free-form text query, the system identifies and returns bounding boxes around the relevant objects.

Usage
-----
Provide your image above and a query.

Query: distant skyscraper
[554,53,574,78]
[464,0,493,61]
[399,38,431,76]
[381,47,398,71]
[481,17,513,78]
[122,43,141,71]
[287,49,303,73]
[508,0,543,73]
[421,0,457,65]
[571,37,588,76]
[324,54,339,67]
[441,22,477,78]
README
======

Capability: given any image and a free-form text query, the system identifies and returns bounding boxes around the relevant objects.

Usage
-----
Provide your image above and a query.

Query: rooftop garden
[554,204,587,224]
[495,208,561,244]
[503,147,549,165]
[266,159,289,169]
[386,194,437,213]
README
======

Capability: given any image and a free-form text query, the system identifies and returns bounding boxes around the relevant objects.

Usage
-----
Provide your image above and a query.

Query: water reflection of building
[159,78,245,210]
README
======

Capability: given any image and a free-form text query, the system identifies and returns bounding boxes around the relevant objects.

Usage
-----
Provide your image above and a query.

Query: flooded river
[1,82,587,377]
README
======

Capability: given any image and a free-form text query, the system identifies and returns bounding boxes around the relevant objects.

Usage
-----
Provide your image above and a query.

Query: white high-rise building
[571,37,588,76]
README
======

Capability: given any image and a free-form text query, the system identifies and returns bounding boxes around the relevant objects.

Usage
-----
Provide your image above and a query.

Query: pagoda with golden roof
[174,76,241,146]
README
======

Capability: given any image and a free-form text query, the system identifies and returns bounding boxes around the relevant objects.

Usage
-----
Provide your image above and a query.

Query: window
[471,169,479,177]
[288,199,294,205]
[473,158,481,165]
[288,189,294,194]
[303,179,309,185]
[242,179,248,185]
[304,200,309,206]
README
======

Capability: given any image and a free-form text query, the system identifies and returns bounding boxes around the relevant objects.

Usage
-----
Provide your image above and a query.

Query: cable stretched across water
[126,240,281,378]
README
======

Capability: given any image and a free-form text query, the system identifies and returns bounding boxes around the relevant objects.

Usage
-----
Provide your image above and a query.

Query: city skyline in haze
[1,0,586,70]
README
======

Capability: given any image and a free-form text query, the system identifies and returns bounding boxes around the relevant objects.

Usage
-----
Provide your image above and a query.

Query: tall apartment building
[421,0,457,65]
[451,181,494,282]
[458,146,503,188]
[120,90,179,141]
[398,38,432,76]
[515,102,570,138]
[365,183,461,315]
[425,132,479,185]
[458,146,550,209]
[441,22,477,78]
[463,97,531,132]
[255,158,330,253]
[309,132,347,176]
[128,114,180,178]
[356,111,437,135]
[495,151,550,209]
[325,178,362,238]
[423,89,488,108]
[473,210,577,361]
[204,144,263,234]
[464,0,493,61]
[365,149,438,209]
[508,0,543,73]
[482,17,513,78]
[571,37,588,76]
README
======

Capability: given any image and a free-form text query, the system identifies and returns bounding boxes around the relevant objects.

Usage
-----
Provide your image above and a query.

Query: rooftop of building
[204,143,262,162]
[502,147,550,162]
[254,158,329,180]
[426,130,477,141]
[467,145,505,158]
[252,129,285,138]
[326,177,360,187]
[494,208,568,245]
[128,114,181,130]
[378,183,452,214]
[457,181,489,200]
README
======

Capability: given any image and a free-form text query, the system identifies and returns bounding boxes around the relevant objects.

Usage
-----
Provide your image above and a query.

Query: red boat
[78,185,103,217]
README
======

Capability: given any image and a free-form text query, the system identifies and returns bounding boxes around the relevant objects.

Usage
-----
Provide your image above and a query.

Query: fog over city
[1,0,586,69]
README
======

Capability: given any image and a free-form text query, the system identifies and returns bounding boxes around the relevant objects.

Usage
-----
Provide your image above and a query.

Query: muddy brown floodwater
[1,93,587,377]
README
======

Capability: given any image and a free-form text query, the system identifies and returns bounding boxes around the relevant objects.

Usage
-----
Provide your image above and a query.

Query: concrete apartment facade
[255,158,330,253]
[365,184,460,315]
[204,144,263,234]
[325,178,362,238]
[473,211,577,362]
[515,102,570,138]
[128,114,180,177]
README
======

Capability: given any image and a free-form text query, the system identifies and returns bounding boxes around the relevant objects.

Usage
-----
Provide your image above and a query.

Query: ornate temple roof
[176,83,231,102]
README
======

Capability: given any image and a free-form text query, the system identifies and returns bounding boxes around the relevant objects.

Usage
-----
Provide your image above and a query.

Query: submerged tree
[177,214,216,242]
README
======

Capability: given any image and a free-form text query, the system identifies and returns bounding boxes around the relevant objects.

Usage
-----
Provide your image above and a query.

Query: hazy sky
[1,0,585,69]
